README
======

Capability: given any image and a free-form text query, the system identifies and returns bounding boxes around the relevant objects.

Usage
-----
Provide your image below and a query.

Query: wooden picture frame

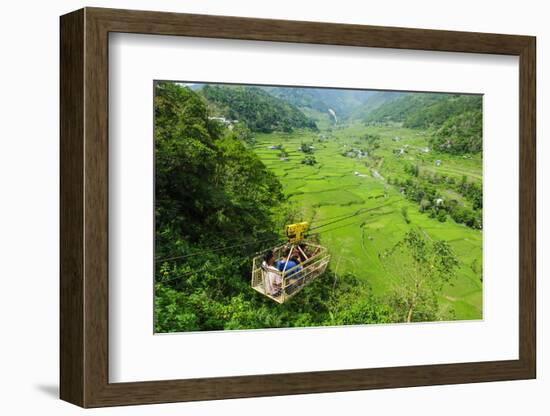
[60,7,536,408]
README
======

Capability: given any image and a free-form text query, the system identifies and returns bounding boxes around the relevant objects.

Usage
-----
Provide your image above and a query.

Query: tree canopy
[381,229,459,322]
[200,85,317,133]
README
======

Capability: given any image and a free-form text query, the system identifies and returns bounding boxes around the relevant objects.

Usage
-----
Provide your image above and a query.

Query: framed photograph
[60,7,536,408]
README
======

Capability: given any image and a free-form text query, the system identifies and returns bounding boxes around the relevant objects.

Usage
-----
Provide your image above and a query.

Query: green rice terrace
[252,122,482,320]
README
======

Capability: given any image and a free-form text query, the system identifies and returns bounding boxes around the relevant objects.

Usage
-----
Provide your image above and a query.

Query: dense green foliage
[364,93,482,154]
[301,155,317,165]
[430,110,483,154]
[200,85,317,133]
[387,164,482,229]
[299,142,315,154]
[156,267,399,332]
[362,133,381,153]
[155,81,282,331]
[231,121,255,145]
[382,229,459,322]
[155,82,283,246]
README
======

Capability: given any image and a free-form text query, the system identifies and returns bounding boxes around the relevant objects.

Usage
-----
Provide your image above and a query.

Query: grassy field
[252,121,483,320]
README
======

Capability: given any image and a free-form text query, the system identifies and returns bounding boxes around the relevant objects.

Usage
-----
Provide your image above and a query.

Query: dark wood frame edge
[60,7,536,408]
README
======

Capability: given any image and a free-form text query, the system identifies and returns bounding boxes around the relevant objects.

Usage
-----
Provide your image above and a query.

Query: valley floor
[252,122,483,320]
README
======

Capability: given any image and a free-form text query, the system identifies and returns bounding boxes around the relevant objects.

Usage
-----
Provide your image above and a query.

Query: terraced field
[253,122,483,320]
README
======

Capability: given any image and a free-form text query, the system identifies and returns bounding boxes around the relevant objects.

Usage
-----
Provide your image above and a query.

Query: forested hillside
[262,86,331,113]
[155,81,281,330]
[200,85,317,133]
[364,93,482,154]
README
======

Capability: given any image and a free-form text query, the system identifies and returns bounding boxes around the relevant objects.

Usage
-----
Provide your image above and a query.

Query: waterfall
[328,108,337,124]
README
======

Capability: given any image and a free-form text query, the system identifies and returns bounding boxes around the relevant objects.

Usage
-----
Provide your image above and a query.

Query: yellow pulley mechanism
[285,222,309,243]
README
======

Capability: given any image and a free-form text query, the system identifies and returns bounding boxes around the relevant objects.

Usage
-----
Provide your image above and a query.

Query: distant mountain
[364,92,483,154]
[364,93,481,128]
[263,87,382,119]
[348,91,404,120]
[200,85,317,133]
[181,83,401,125]
[263,86,409,122]
[261,87,330,113]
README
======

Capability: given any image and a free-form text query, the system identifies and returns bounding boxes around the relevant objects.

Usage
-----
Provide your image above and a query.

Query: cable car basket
[251,240,330,304]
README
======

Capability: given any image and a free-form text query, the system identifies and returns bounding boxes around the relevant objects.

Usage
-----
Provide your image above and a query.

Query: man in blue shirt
[276,249,303,295]
[275,257,301,277]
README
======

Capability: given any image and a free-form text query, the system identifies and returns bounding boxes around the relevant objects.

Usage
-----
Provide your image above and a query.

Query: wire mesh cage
[251,241,330,303]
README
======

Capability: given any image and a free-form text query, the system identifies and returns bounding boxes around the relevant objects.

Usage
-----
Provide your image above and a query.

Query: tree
[301,155,317,165]
[232,121,254,145]
[381,229,459,323]
[362,133,381,154]
[419,198,431,212]
[436,209,447,222]
[404,163,419,177]
[299,142,314,154]
[278,146,289,159]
